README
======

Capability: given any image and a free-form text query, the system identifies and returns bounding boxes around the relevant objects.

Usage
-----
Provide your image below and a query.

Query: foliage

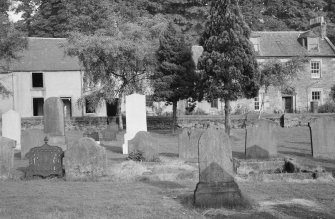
[317,101,335,113]
[198,0,260,134]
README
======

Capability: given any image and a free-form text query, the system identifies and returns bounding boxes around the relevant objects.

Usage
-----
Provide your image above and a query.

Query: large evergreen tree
[153,22,197,133]
[198,0,260,135]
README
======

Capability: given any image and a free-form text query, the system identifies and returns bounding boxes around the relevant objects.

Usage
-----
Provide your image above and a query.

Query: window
[32,73,44,88]
[253,44,260,52]
[211,99,218,108]
[311,61,321,78]
[312,91,321,101]
[85,100,95,113]
[33,98,44,116]
[254,97,260,110]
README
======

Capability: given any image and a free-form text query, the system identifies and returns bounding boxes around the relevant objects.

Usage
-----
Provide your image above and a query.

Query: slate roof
[5,37,81,72]
[251,31,335,57]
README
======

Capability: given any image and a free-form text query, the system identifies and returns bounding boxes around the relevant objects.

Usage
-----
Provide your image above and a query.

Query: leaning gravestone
[0,136,16,179]
[64,137,107,180]
[178,128,204,162]
[309,117,335,159]
[21,129,45,159]
[128,131,159,162]
[44,97,66,151]
[2,110,21,150]
[245,119,278,159]
[194,127,242,208]
[122,93,147,154]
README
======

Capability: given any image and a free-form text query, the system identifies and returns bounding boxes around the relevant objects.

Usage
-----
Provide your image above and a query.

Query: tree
[258,57,307,116]
[66,14,166,129]
[152,22,197,133]
[198,0,260,135]
[0,0,27,96]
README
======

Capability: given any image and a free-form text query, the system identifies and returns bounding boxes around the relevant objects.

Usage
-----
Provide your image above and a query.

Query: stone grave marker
[44,97,66,151]
[128,131,159,162]
[65,130,84,149]
[101,126,118,141]
[245,119,278,159]
[122,93,147,154]
[21,129,45,159]
[0,136,16,179]
[194,127,242,208]
[64,137,107,180]
[2,110,21,150]
[178,128,204,162]
[309,117,335,159]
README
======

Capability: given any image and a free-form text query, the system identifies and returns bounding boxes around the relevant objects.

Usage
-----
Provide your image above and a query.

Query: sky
[8,10,22,22]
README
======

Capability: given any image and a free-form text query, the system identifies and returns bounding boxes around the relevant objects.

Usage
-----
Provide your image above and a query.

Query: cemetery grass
[1,127,335,218]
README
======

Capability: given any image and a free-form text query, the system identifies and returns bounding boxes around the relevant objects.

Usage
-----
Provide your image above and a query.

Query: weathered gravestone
[21,129,45,159]
[245,119,278,159]
[178,128,204,162]
[0,136,16,179]
[65,130,84,149]
[64,137,107,180]
[194,127,242,208]
[44,97,66,151]
[122,93,147,154]
[2,110,21,150]
[128,131,159,162]
[83,131,100,142]
[309,117,335,159]
[101,126,118,141]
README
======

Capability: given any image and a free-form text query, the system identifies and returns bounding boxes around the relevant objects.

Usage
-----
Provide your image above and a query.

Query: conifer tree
[198,0,260,135]
[153,22,197,133]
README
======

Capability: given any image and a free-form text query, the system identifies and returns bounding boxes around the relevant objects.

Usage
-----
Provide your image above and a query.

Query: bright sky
[8,10,22,22]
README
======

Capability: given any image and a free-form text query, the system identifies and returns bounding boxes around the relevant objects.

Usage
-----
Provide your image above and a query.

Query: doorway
[61,97,72,118]
[282,96,293,113]
[106,99,118,117]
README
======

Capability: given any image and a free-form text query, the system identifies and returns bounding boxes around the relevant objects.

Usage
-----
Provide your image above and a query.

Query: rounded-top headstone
[44,97,65,136]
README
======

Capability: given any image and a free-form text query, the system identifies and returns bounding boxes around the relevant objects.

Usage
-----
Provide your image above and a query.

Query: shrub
[318,102,335,113]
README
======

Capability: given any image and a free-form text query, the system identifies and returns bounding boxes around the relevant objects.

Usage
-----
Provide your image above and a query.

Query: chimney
[310,16,327,39]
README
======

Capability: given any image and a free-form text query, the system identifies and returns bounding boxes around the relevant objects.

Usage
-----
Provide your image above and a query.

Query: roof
[251,31,335,57]
[5,37,81,72]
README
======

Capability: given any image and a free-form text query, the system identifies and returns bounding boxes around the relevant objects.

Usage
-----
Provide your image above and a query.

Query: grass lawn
[1,126,335,218]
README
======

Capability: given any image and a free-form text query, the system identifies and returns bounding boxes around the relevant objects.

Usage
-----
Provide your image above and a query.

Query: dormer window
[307,37,319,52]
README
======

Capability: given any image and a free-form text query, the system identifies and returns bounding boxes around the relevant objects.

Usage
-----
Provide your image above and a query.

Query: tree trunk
[224,99,231,136]
[172,101,177,134]
[118,95,123,130]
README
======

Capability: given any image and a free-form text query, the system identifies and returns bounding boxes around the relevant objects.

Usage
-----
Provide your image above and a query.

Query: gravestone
[194,127,242,208]
[2,110,21,150]
[64,137,107,180]
[0,136,16,179]
[122,93,147,154]
[83,131,100,142]
[101,125,118,141]
[65,130,84,149]
[128,131,159,162]
[178,128,204,162]
[44,97,66,151]
[309,117,335,159]
[245,119,278,159]
[21,129,45,159]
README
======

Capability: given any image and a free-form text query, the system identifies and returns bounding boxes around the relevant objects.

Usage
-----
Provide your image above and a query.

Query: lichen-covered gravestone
[178,128,204,162]
[194,127,242,208]
[0,136,16,179]
[2,110,21,150]
[128,131,159,162]
[122,93,147,154]
[309,117,335,159]
[64,137,107,180]
[21,129,45,159]
[245,119,278,159]
[44,97,66,151]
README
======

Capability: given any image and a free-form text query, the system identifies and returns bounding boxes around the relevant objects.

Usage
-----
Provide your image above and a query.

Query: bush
[318,102,335,113]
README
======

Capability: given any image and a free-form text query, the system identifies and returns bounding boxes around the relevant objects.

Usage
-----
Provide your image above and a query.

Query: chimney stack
[310,16,326,39]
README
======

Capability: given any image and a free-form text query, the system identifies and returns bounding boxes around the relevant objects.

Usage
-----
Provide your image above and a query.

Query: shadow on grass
[159,153,179,158]
[139,179,185,189]
[279,145,311,152]
[273,204,335,218]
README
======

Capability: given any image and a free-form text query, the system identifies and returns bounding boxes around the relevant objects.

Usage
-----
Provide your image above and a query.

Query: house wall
[0,71,108,118]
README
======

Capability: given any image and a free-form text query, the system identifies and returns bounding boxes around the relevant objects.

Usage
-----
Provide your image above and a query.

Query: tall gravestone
[0,136,16,179]
[44,97,66,151]
[245,119,278,159]
[122,93,147,154]
[309,117,335,159]
[2,110,21,150]
[178,128,204,162]
[194,127,242,208]
[21,129,45,159]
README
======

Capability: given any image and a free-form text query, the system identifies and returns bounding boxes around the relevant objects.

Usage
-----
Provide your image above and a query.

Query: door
[61,97,72,118]
[106,99,118,117]
[282,96,293,113]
